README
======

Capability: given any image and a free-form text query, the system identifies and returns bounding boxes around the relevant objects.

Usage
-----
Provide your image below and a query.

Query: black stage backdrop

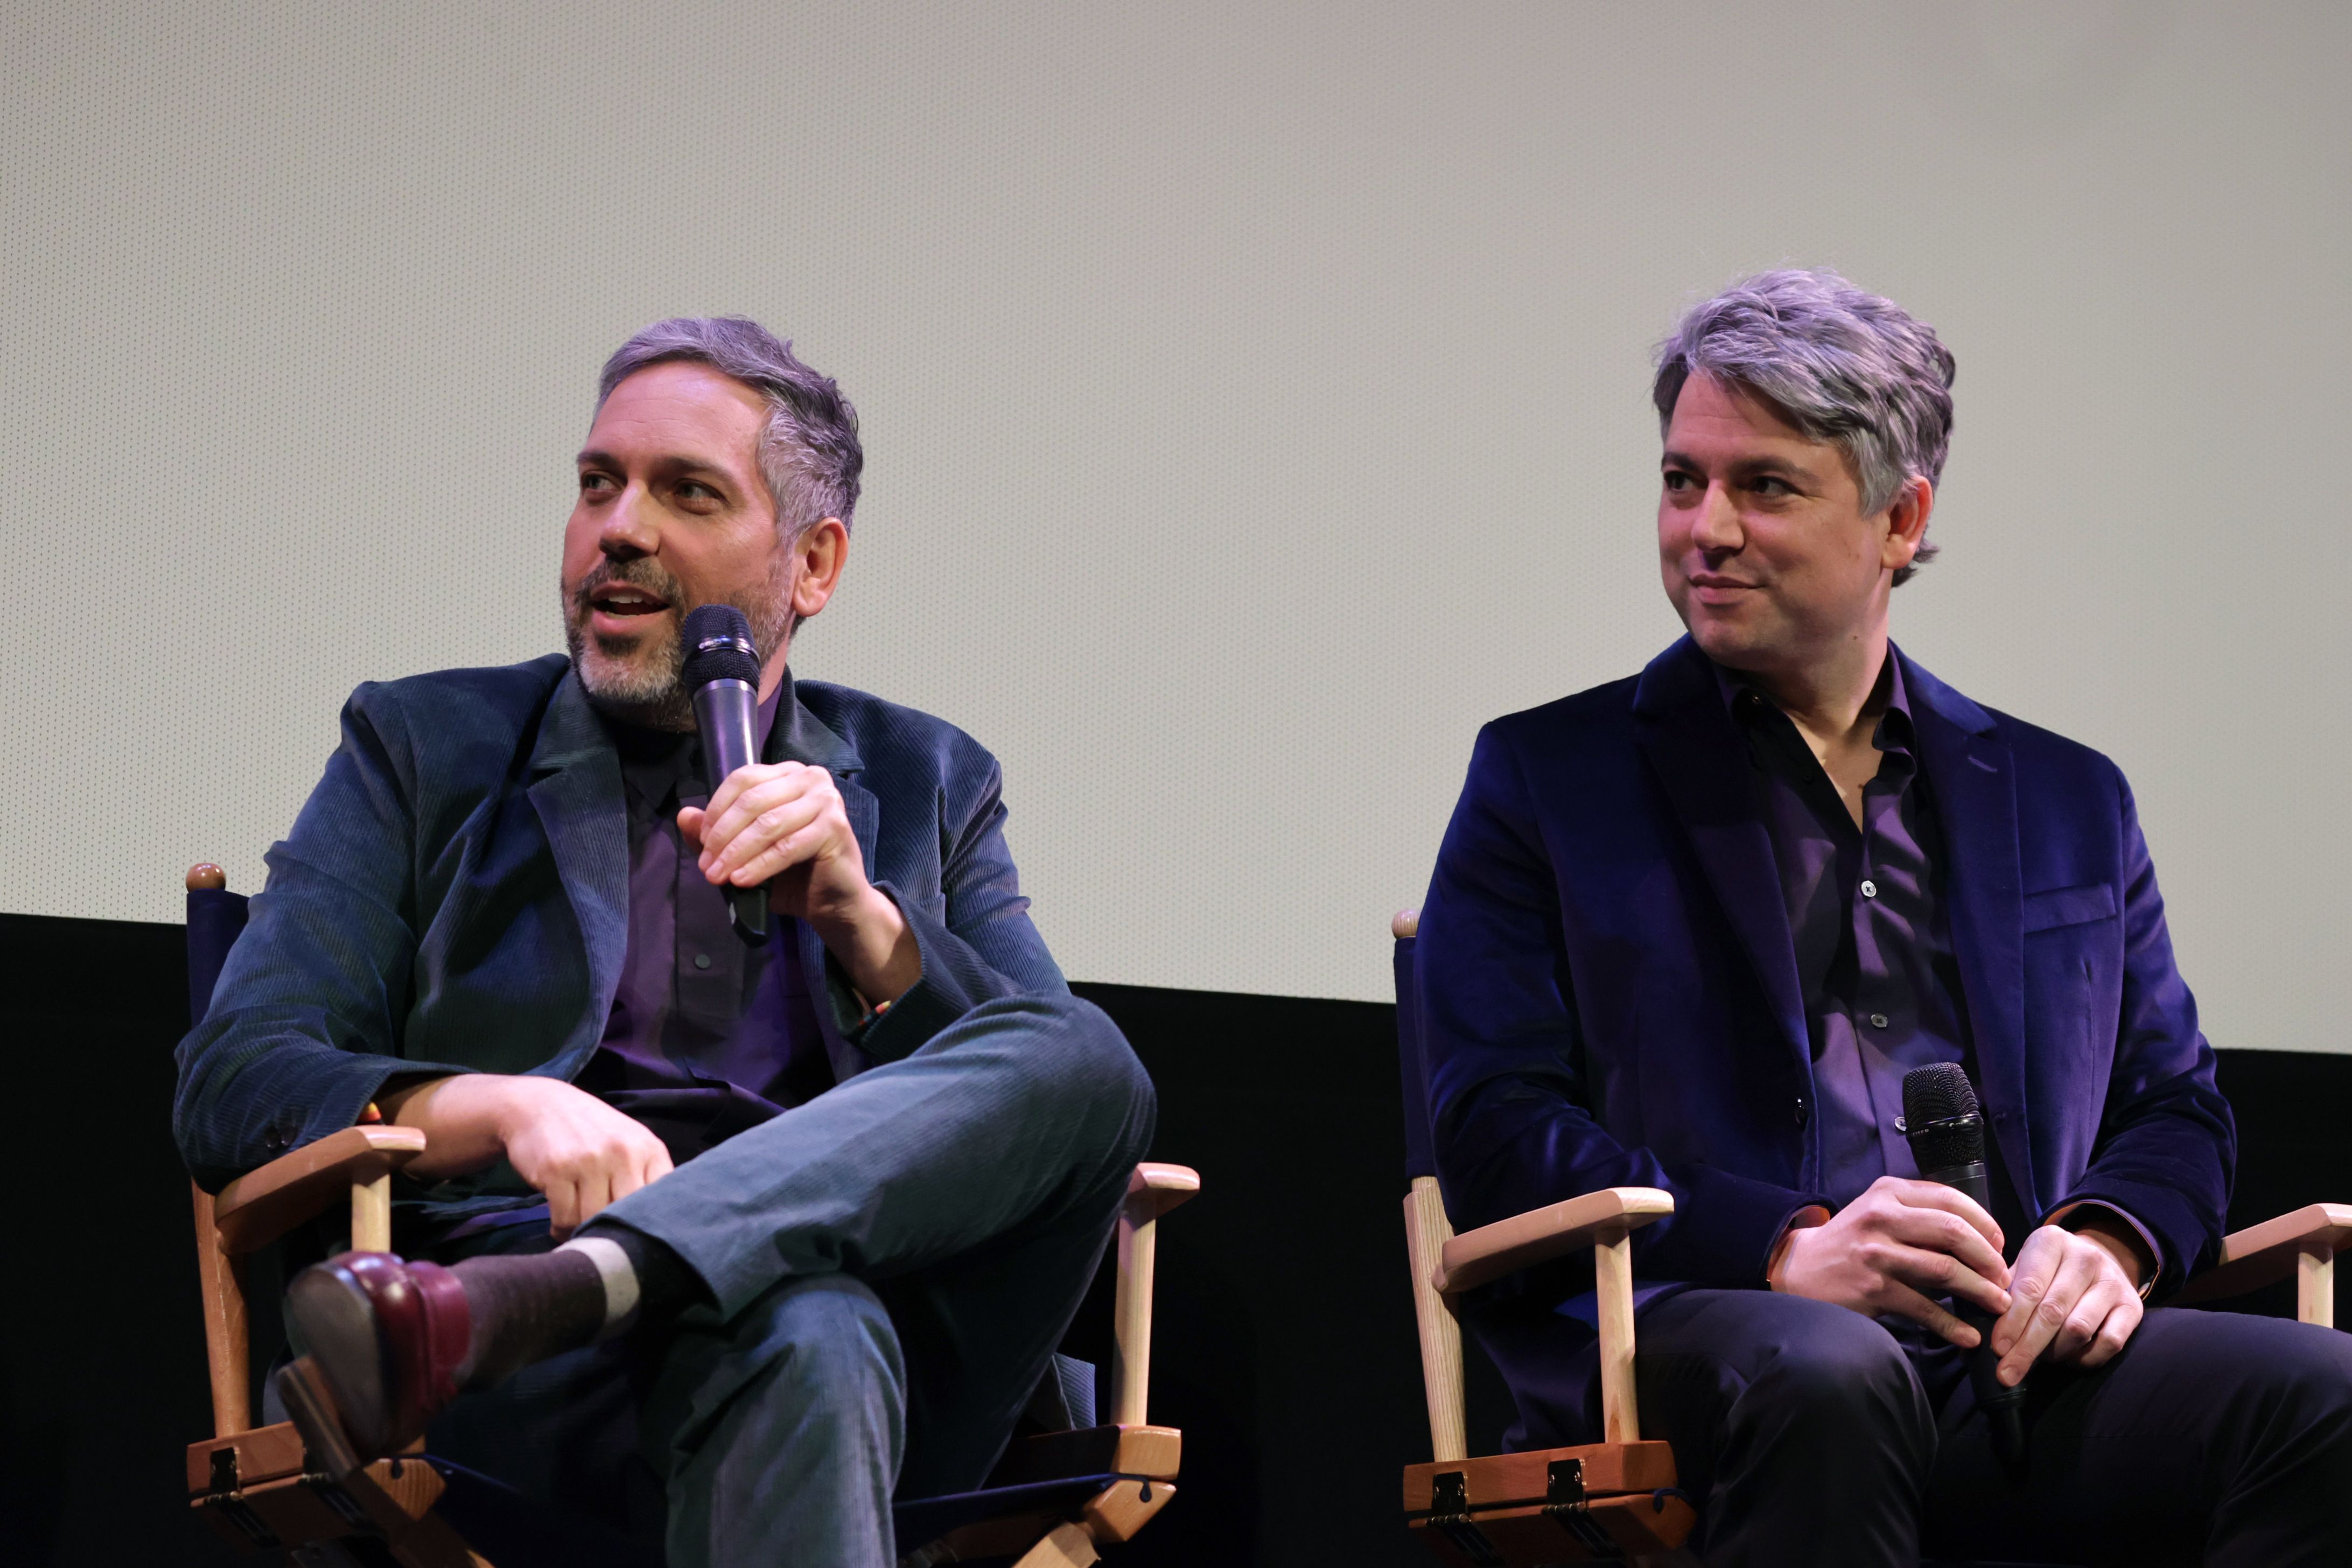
[2,909,2344,1566]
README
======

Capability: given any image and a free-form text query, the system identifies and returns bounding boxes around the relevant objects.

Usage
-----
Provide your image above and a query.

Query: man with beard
[173,317,1155,1568]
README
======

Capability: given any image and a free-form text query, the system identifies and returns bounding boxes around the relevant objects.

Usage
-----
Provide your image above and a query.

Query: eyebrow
[575,448,739,484]
[1661,448,1818,480]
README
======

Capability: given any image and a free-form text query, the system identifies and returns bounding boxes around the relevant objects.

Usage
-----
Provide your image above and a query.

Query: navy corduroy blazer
[1414,635,2234,1314]
[174,654,1062,1196]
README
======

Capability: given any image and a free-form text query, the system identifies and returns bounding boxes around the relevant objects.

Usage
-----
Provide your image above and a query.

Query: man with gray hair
[1413,270,2352,1562]
[175,316,1154,1566]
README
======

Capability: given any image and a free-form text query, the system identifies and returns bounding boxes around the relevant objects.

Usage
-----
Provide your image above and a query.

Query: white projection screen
[5,4,2348,1047]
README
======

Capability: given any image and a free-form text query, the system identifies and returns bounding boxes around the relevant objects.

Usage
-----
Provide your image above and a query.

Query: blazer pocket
[2023,882,2118,932]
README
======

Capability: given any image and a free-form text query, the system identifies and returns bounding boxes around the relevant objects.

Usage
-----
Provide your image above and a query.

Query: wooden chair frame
[1389,907,2352,1565]
[181,864,1200,1568]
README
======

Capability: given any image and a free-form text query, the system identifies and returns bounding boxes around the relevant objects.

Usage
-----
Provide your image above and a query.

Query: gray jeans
[419,991,1156,1568]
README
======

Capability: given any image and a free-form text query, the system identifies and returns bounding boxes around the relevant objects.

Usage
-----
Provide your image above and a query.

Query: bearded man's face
[561,360,797,729]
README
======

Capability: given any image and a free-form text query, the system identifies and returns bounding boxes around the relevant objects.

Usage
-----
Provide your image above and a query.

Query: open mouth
[592,586,669,617]
[586,584,674,632]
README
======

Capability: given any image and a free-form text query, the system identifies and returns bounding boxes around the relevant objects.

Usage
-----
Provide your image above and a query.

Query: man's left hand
[1988,1222,2145,1385]
[680,762,921,1005]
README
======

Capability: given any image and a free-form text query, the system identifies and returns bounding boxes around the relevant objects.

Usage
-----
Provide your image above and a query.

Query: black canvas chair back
[185,869,248,1021]
[1394,920,1437,1184]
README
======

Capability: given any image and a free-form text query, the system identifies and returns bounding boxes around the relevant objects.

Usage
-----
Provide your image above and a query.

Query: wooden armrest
[2172,1202,2352,1306]
[1435,1186,1674,1296]
[212,1126,427,1256]
[1125,1162,1199,1222]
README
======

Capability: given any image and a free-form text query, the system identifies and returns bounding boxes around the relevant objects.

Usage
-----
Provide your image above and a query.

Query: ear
[1881,477,1934,573]
[790,518,849,620]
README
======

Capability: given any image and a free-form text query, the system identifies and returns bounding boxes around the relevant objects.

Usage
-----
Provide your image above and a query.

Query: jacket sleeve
[1418,723,1826,1289]
[834,752,1068,1063]
[2047,767,2235,1298]
[172,685,479,1191]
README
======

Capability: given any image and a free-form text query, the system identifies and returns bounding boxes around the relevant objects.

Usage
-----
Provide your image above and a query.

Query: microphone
[680,603,768,946]
[1902,1062,2028,1468]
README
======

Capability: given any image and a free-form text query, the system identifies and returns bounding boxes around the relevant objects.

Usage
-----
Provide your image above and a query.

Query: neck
[1741,624,1891,750]
[758,641,792,706]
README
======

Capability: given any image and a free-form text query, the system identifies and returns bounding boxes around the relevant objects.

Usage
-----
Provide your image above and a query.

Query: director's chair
[180,864,1198,1568]
[1388,907,2351,1567]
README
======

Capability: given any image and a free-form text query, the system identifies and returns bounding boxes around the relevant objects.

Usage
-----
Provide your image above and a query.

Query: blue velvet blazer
[173,654,1063,1196]
[1414,636,2234,1309]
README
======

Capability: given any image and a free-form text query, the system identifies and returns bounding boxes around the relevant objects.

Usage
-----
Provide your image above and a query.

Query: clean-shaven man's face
[1656,370,1923,681]
[562,360,796,729]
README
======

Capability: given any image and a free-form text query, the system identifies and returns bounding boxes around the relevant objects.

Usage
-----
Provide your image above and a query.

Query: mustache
[568,557,686,615]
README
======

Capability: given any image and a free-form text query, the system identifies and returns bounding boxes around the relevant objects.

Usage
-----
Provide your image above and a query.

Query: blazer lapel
[1901,648,2039,1209]
[526,671,630,1061]
[1631,639,1811,1075]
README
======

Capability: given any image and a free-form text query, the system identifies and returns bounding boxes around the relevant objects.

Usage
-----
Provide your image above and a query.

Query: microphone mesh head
[1901,1062,1985,1171]
[680,604,760,690]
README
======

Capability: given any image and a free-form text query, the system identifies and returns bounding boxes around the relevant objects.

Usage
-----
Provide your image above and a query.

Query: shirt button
[1793,1095,1810,1127]
[1869,1012,1890,1028]
[692,953,712,971]
[1860,879,1879,899]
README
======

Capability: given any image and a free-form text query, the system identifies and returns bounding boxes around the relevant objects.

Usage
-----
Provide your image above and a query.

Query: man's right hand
[1766,1175,2013,1348]
[377,1074,675,1238]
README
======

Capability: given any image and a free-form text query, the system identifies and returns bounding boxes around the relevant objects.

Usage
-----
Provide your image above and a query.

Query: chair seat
[191,1424,1179,1567]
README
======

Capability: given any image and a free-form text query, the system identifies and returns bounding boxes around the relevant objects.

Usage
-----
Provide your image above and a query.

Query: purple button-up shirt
[1714,653,2160,1339]
[1717,656,1973,1211]
[578,685,835,1164]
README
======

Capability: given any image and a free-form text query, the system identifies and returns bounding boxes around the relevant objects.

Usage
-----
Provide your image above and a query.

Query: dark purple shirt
[1717,655,1973,1210]
[578,685,835,1165]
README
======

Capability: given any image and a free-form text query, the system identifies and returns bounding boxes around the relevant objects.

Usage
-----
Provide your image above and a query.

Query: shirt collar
[609,679,788,810]
[1710,646,1917,758]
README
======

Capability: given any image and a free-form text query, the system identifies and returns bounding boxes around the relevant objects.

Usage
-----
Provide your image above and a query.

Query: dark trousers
[411,992,1156,1568]
[1472,1287,2352,1566]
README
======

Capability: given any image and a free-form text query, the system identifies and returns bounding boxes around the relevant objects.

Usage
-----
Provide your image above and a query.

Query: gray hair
[1653,269,1954,584]
[598,316,863,541]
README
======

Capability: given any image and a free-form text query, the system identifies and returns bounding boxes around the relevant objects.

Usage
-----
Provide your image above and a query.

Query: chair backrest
[1392,909,1436,1182]
[185,863,250,1024]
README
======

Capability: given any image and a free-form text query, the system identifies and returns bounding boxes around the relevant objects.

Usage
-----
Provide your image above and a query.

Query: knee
[1739,1299,1929,1446]
[997,992,1157,1165]
[2213,1315,2352,1436]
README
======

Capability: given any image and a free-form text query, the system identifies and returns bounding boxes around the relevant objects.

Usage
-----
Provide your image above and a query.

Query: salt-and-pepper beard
[562,553,795,731]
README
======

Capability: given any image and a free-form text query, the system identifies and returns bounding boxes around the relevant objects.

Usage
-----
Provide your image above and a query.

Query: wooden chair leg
[192,1182,253,1437]
[1109,1208,1156,1426]
[353,1169,393,1253]
[1594,1223,1640,1444]
[2300,1244,2335,1328]
[1403,1177,1468,1462]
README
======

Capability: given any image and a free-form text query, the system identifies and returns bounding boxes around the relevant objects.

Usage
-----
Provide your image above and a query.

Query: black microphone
[1902,1062,2028,1468]
[680,603,768,946]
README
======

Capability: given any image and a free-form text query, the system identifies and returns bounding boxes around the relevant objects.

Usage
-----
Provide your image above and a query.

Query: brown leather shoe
[278,1252,471,1470]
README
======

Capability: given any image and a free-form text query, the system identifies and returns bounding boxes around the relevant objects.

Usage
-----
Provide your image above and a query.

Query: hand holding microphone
[1767,1175,2013,1349]
[1902,1064,2031,1464]
[674,604,921,1003]
[681,604,770,943]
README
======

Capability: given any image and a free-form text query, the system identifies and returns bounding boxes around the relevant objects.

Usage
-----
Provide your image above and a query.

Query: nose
[598,483,660,559]
[1690,481,1743,556]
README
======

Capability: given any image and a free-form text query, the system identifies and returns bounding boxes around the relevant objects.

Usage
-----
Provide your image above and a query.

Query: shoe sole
[284,1262,395,1461]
